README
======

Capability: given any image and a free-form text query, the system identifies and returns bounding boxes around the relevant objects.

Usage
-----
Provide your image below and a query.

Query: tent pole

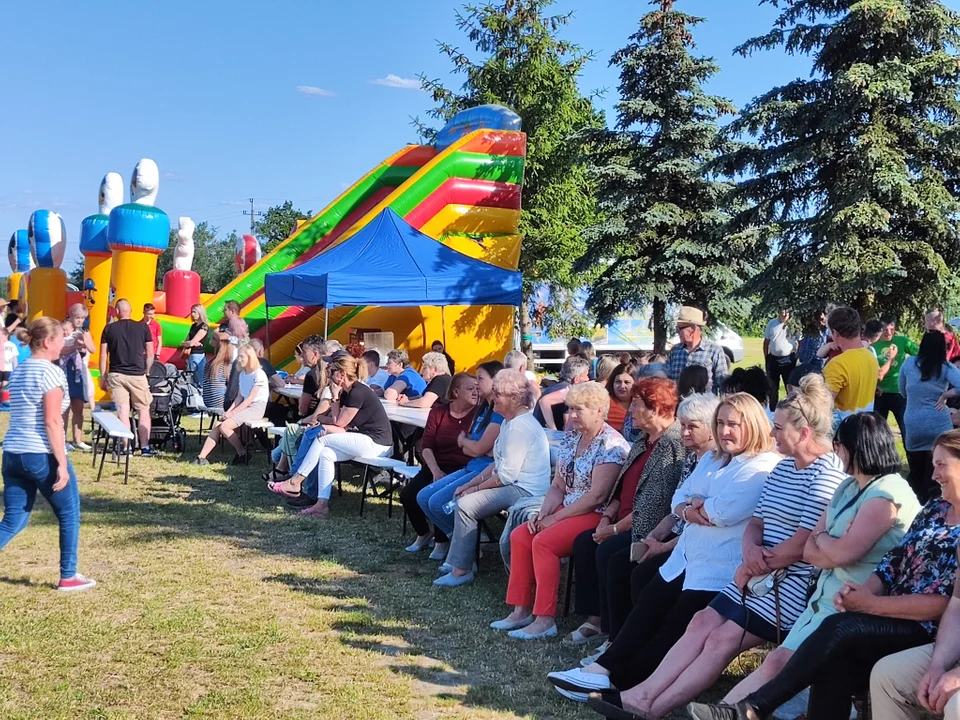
[324,306,329,339]
[265,302,271,362]
[441,306,448,350]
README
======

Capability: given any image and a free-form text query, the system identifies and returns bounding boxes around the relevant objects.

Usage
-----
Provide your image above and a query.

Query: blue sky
[2,0,953,272]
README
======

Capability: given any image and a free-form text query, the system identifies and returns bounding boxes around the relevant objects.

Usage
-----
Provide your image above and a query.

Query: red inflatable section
[163,270,201,318]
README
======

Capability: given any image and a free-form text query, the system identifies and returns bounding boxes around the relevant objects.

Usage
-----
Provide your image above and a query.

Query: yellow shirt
[823,347,879,414]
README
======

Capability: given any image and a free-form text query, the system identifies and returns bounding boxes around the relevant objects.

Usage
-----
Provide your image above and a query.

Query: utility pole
[243,197,264,234]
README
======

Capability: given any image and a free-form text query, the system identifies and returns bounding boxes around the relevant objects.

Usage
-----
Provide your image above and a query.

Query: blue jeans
[418,457,492,538]
[293,425,327,499]
[0,452,80,579]
[187,354,206,388]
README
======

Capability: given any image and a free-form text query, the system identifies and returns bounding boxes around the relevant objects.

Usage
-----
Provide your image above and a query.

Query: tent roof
[263,208,522,308]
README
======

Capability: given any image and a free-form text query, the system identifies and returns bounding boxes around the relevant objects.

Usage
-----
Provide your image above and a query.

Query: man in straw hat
[666,306,729,393]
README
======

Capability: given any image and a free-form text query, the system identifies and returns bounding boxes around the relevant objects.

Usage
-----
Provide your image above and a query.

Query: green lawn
[732,336,765,371]
[0,413,763,719]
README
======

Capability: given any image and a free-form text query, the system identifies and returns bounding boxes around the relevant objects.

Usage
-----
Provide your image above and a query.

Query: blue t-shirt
[12,337,30,364]
[469,403,504,441]
[384,367,427,398]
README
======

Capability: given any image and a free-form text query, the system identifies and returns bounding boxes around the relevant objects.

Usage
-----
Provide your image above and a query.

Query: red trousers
[506,511,601,617]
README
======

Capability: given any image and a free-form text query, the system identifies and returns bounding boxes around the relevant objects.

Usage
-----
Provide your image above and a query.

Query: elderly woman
[593,374,848,719]
[549,393,779,700]
[383,349,426,401]
[400,373,480,551]
[396,351,451,409]
[59,304,96,451]
[434,370,552,588]
[686,413,925,720]
[570,378,689,650]
[605,362,636,433]
[491,382,630,640]
[193,343,269,466]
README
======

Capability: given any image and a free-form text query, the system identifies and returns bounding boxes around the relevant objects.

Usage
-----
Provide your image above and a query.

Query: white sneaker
[73,441,93,452]
[554,686,589,703]
[547,666,612,692]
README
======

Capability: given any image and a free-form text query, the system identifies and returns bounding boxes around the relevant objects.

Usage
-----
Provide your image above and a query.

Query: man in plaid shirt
[666,306,729,393]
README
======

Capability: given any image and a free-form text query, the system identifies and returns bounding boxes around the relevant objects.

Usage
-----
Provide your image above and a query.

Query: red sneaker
[57,574,97,593]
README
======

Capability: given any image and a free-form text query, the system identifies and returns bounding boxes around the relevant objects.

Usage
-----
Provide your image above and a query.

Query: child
[0,327,17,408]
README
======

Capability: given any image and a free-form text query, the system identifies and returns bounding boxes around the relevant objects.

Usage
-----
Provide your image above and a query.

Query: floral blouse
[557,423,630,509]
[876,498,960,635]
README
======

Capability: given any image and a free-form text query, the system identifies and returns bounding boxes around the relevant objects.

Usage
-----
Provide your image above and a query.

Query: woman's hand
[833,581,877,613]
[526,512,540,534]
[431,468,447,482]
[741,542,771,576]
[937,394,949,412]
[454,484,476,498]
[734,564,752,591]
[53,464,70,492]
[920,665,960,714]
[456,431,467,448]
[684,505,711,526]
[536,514,558,532]
[643,536,672,556]
[397,395,409,406]
[593,517,616,544]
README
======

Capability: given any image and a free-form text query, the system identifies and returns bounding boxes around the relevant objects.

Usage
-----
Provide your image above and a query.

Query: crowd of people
[4,297,960,719]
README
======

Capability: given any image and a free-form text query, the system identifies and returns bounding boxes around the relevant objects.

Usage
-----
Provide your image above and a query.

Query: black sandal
[262,469,289,483]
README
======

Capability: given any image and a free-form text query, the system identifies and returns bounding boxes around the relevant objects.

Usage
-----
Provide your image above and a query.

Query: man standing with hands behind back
[763,308,796,412]
[100,299,155,456]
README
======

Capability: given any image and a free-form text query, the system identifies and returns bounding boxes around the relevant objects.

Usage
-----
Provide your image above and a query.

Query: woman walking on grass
[0,317,95,592]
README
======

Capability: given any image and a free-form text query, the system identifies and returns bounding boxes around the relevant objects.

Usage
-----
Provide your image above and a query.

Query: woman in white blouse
[193,344,268,466]
[548,392,779,700]
[435,370,552,588]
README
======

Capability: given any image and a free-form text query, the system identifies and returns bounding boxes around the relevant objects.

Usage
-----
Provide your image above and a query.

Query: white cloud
[161,170,186,182]
[296,85,336,97]
[371,74,421,91]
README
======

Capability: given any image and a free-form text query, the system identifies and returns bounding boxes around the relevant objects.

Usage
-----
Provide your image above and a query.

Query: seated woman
[570,378,690,651]
[605,363,636,433]
[591,374,848,719]
[202,336,235,411]
[383,349,426,402]
[434,370,552,588]
[594,355,620,386]
[399,373,479,552]
[721,367,772,417]
[684,413,926,720]
[419,361,504,561]
[396,351,451,409]
[193,343,269,466]
[268,355,393,519]
[492,382,630,640]
[548,393,779,701]
[678,365,709,399]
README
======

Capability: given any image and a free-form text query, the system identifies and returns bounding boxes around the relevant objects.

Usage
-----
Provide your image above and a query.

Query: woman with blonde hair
[58,304,96,450]
[181,304,209,386]
[594,375,849,718]
[594,355,620,386]
[269,354,393,518]
[549,393,780,701]
[193,343,269,466]
[493,382,630,640]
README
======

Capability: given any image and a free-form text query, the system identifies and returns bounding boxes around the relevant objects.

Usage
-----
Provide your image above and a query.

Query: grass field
[0,409,770,720]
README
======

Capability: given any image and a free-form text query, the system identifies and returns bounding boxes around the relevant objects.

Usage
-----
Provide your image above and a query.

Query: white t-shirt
[764,318,795,357]
[4,358,70,454]
[3,341,19,373]
[238,368,269,405]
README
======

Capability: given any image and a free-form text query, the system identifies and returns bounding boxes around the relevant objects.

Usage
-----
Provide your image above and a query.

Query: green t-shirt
[873,335,919,394]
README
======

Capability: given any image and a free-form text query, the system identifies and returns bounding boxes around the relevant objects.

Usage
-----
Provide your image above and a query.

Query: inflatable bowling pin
[234,233,262,275]
[163,217,200,317]
[80,172,123,364]
[107,159,169,320]
[26,210,68,322]
[7,229,33,303]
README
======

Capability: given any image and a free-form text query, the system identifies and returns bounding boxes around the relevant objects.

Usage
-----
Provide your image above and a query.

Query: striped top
[719,452,846,631]
[4,358,70,454]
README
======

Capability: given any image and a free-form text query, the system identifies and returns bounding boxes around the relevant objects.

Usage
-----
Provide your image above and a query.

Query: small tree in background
[255,201,312,254]
[416,0,604,348]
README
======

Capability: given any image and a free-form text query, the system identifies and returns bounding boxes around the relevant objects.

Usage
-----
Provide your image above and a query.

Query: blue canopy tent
[263,207,523,345]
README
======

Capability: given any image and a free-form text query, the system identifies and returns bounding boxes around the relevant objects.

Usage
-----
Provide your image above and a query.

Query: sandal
[587,691,652,720]
[563,622,607,647]
[267,480,301,498]
[262,468,289,484]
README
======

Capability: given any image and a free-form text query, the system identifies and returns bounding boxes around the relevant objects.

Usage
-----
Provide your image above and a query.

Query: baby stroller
[146,363,191,453]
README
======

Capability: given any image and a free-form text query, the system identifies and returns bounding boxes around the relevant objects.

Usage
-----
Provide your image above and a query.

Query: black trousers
[765,354,796,412]
[597,570,716,690]
[397,466,454,543]
[605,547,670,640]
[874,391,907,437]
[572,529,631,631]
[906,450,937,502]
[747,612,930,720]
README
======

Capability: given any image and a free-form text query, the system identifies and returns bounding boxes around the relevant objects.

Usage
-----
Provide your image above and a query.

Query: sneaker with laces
[73,441,93,452]
[57,574,97,592]
[140,446,155,457]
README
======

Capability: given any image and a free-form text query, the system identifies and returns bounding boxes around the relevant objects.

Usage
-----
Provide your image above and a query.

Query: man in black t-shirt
[100,299,155,455]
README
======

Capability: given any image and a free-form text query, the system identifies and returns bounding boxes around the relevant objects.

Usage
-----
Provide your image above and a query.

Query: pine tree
[578,0,755,352]
[417,0,604,346]
[719,0,960,320]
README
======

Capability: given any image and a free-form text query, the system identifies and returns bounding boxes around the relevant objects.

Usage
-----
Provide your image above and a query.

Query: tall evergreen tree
[578,0,754,352]
[417,0,604,346]
[720,0,960,320]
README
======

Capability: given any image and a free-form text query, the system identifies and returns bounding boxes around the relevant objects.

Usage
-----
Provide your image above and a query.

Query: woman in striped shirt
[588,374,846,719]
[0,318,95,592]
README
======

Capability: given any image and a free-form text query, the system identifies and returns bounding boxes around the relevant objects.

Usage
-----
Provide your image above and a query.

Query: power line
[242,198,265,235]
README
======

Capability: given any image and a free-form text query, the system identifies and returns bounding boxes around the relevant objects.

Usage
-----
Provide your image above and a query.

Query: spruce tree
[720,0,960,320]
[417,0,604,345]
[579,0,754,351]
